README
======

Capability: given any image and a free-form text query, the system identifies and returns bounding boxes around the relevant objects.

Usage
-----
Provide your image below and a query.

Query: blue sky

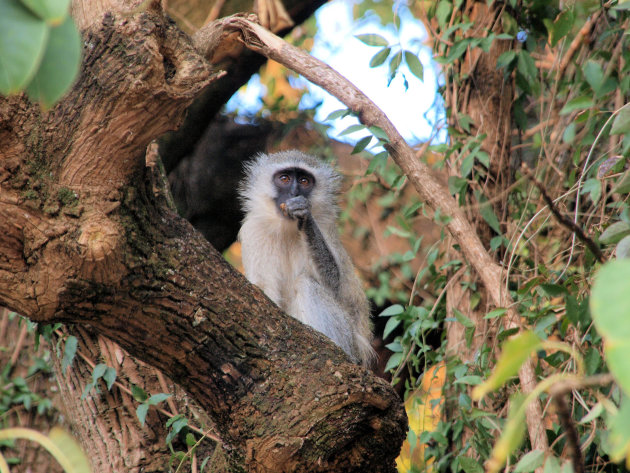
[225,0,445,146]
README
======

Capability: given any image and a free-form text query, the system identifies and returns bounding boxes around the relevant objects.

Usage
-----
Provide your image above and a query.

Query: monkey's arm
[284,196,341,292]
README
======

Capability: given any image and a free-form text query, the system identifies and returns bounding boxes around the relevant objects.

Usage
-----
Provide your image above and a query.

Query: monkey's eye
[298,176,312,188]
[277,174,291,184]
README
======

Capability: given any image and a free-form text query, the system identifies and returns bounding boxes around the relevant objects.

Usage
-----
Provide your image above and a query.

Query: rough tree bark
[443,0,514,362]
[0,2,406,473]
[46,0,324,470]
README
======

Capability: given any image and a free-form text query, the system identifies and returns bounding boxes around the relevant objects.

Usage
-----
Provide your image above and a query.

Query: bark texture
[0,5,405,473]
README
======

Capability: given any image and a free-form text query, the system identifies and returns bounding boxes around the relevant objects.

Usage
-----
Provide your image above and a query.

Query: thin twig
[10,324,28,367]
[521,164,605,263]
[156,370,179,416]
[553,394,584,473]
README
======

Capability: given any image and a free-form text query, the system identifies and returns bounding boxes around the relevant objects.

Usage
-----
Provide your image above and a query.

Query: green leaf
[91,363,107,382]
[166,417,188,444]
[383,316,401,339]
[386,225,412,238]
[147,393,172,406]
[599,221,630,245]
[560,96,594,115]
[453,375,482,385]
[616,235,630,259]
[338,124,365,137]
[517,50,537,82]
[388,51,402,79]
[324,108,350,121]
[606,397,630,464]
[563,122,576,143]
[351,135,372,154]
[131,384,148,402]
[166,413,185,429]
[565,295,589,327]
[366,151,388,174]
[81,382,94,399]
[472,331,541,400]
[61,335,78,371]
[453,308,475,328]
[538,283,568,297]
[200,456,211,473]
[384,352,403,372]
[26,15,81,109]
[369,47,390,67]
[435,1,452,29]
[368,126,389,142]
[543,456,560,473]
[20,0,70,24]
[355,34,388,47]
[136,403,149,427]
[583,60,604,93]
[379,304,404,317]
[103,367,116,390]
[459,456,484,473]
[501,11,517,36]
[448,175,466,195]
[613,168,630,194]
[514,450,545,473]
[404,51,424,80]
[591,260,630,396]
[580,178,601,204]
[550,9,575,46]
[579,402,604,424]
[486,394,527,473]
[479,197,501,235]
[460,154,474,178]
[0,0,48,94]
[445,39,469,63]
[496,50,517,70]
[485,308,507,319]
[611,105,630,135]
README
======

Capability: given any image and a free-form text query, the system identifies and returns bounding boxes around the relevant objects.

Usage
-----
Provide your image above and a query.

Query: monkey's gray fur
[238,150,375,366]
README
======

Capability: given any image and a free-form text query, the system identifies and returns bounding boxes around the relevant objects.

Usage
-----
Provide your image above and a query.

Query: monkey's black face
[273,167,315,218]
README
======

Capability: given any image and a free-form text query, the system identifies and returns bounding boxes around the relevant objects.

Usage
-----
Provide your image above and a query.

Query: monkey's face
[272,167,315,219]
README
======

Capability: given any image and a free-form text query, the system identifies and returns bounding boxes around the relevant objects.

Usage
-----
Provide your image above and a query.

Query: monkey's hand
[283,196,311,228]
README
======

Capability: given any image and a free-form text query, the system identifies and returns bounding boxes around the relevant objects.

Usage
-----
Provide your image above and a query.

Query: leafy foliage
[319,1,630,473]
[0,0,80,108]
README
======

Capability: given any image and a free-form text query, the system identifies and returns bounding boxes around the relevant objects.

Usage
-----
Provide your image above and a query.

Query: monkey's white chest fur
[239,211,356,358]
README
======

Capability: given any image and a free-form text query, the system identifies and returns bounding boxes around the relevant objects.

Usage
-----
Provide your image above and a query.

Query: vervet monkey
[238,151,374,366]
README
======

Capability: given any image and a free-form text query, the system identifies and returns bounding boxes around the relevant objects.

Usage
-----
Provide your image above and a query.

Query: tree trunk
[434,0,548,456]
[0,3,405,472]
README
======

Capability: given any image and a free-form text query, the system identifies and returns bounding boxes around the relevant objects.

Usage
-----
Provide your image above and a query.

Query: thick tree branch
[208,16,548,452]
[0,7,405,473]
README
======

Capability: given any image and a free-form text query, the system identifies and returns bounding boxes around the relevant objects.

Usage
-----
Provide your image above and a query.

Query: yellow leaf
[396,362,446,473]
